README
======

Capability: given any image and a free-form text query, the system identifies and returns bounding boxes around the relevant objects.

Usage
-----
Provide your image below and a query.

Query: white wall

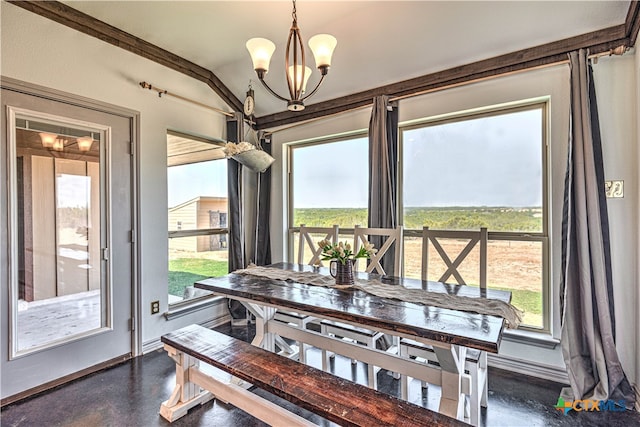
[271,56,639,385]
[592,53,639,390]
[636,46,640,400]
[1,3,228,351]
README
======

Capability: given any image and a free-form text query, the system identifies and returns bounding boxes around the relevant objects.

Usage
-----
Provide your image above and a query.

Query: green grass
[294,208,368,228]
[491,285,543,327]
[168,258,228,297]
[293,206,542,232]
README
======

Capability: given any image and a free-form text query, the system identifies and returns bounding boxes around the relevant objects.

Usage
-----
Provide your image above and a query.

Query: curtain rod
[140,45,627,134]
[388,46,628,103]
[139,81,235,117]
[268,45,628,134]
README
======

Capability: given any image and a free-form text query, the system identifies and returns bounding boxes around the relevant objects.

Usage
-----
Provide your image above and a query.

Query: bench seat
[160,324,464,426]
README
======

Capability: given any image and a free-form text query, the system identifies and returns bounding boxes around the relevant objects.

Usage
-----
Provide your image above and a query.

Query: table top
[195,262,511,353]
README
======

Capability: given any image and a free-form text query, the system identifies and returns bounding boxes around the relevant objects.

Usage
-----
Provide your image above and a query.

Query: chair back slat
[353,225,403,275]
[298,224,339,266]
[422,227,487,289]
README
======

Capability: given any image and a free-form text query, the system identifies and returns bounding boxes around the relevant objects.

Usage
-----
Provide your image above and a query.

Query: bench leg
[160,345,214,422]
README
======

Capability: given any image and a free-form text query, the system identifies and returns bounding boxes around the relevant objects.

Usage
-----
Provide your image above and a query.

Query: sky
[293,108,543,209]
[292,138,369,208]
[165,108,543,210]
[168,160,228,208]
[402,109,543,208]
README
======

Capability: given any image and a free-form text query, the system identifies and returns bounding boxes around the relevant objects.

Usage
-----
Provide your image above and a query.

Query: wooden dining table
[195,262,512,422]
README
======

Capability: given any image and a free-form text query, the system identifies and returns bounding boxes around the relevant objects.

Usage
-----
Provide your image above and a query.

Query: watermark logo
[554,397,627,415]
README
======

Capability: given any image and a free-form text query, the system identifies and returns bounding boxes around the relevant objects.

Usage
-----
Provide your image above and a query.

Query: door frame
[0,76,141,404]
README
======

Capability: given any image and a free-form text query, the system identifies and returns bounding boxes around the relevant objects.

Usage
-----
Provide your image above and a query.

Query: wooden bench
[160,324,465,426]
[400,338,487,426]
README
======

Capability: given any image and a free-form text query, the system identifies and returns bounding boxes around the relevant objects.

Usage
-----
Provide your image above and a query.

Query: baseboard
[487,353,569,384]
[1,353,131,407]
[142,313,231,354]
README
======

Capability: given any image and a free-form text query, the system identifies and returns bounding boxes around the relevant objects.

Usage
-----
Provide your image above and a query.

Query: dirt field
[176,234,543,327]
[296,233,543,327]
[296,235,541,289]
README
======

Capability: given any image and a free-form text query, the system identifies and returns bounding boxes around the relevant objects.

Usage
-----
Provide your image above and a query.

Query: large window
[288,136,368,260]
[401,103,548,331]
[167,132,228,305]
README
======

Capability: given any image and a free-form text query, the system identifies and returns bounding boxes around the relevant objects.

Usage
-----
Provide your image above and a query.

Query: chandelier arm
[256,76,290,102]
[300,73,327,101]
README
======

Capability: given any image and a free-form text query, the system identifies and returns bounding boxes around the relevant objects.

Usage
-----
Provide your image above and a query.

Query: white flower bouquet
[317,240,377,265]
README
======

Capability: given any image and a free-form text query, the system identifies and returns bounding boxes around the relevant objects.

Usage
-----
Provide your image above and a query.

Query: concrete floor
[2,322,639,427]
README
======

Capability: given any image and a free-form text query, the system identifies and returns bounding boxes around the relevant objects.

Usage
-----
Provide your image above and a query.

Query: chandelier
[246,0,337,112]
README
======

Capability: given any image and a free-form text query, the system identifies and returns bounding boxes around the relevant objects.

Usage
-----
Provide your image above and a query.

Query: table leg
[242,302,276,352]
[433,345,467,421]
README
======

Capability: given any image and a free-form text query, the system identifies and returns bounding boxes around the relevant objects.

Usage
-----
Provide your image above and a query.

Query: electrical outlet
[151,300,160,314]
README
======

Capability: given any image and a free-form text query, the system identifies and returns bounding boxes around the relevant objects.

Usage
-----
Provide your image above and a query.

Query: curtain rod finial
[611,45,626,56]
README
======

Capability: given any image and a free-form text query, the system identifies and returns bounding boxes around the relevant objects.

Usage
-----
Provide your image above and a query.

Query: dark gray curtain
[254,132,271,266]
[227,112,245,272]
[226,113,246,320]
[367,95,399,276]
[560,49,634,408]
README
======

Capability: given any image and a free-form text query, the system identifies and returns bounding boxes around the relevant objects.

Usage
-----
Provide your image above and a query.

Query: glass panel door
[12,112,108,356]
[2,83,134,402]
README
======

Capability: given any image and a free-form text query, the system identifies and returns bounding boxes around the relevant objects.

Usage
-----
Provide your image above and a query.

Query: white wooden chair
[321,225,404,388]
[400,227,488,426]
[297,224,339,266]
[353,225,403,276]
[274,224,339,363]
[422,226,487,287]
[400,338,487,427]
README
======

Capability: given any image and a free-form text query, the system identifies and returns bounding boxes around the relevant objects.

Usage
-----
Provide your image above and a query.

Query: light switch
[604,180,624,198]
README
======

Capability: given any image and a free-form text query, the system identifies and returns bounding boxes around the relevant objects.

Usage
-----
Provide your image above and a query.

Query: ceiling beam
[256,23,631,130]
[626,0,640,47]
[11,0,244,113]
[12,0,639,132]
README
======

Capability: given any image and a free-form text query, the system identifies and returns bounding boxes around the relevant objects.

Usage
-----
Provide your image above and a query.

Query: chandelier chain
[292,0,297,23]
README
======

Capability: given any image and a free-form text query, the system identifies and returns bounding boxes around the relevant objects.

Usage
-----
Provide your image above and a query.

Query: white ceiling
[62,1,631,117]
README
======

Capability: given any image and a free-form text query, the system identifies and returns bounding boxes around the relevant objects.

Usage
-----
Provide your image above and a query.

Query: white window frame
[166,131,228,310]
[398,100,550,333]
[286,132,369,261]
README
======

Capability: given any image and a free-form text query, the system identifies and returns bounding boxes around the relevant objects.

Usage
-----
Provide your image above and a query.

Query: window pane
[167,136,228,305]
[403,236,423,280]
[401,105,547,331]
[168,161,228,231]
[168,236,228,303]
[403,109,543,232]
[291,138,368,228]
[487,239,544,329]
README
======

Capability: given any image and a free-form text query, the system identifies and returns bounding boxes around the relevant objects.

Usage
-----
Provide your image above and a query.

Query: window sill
[503,328,560,349]
[164,295,225,321]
